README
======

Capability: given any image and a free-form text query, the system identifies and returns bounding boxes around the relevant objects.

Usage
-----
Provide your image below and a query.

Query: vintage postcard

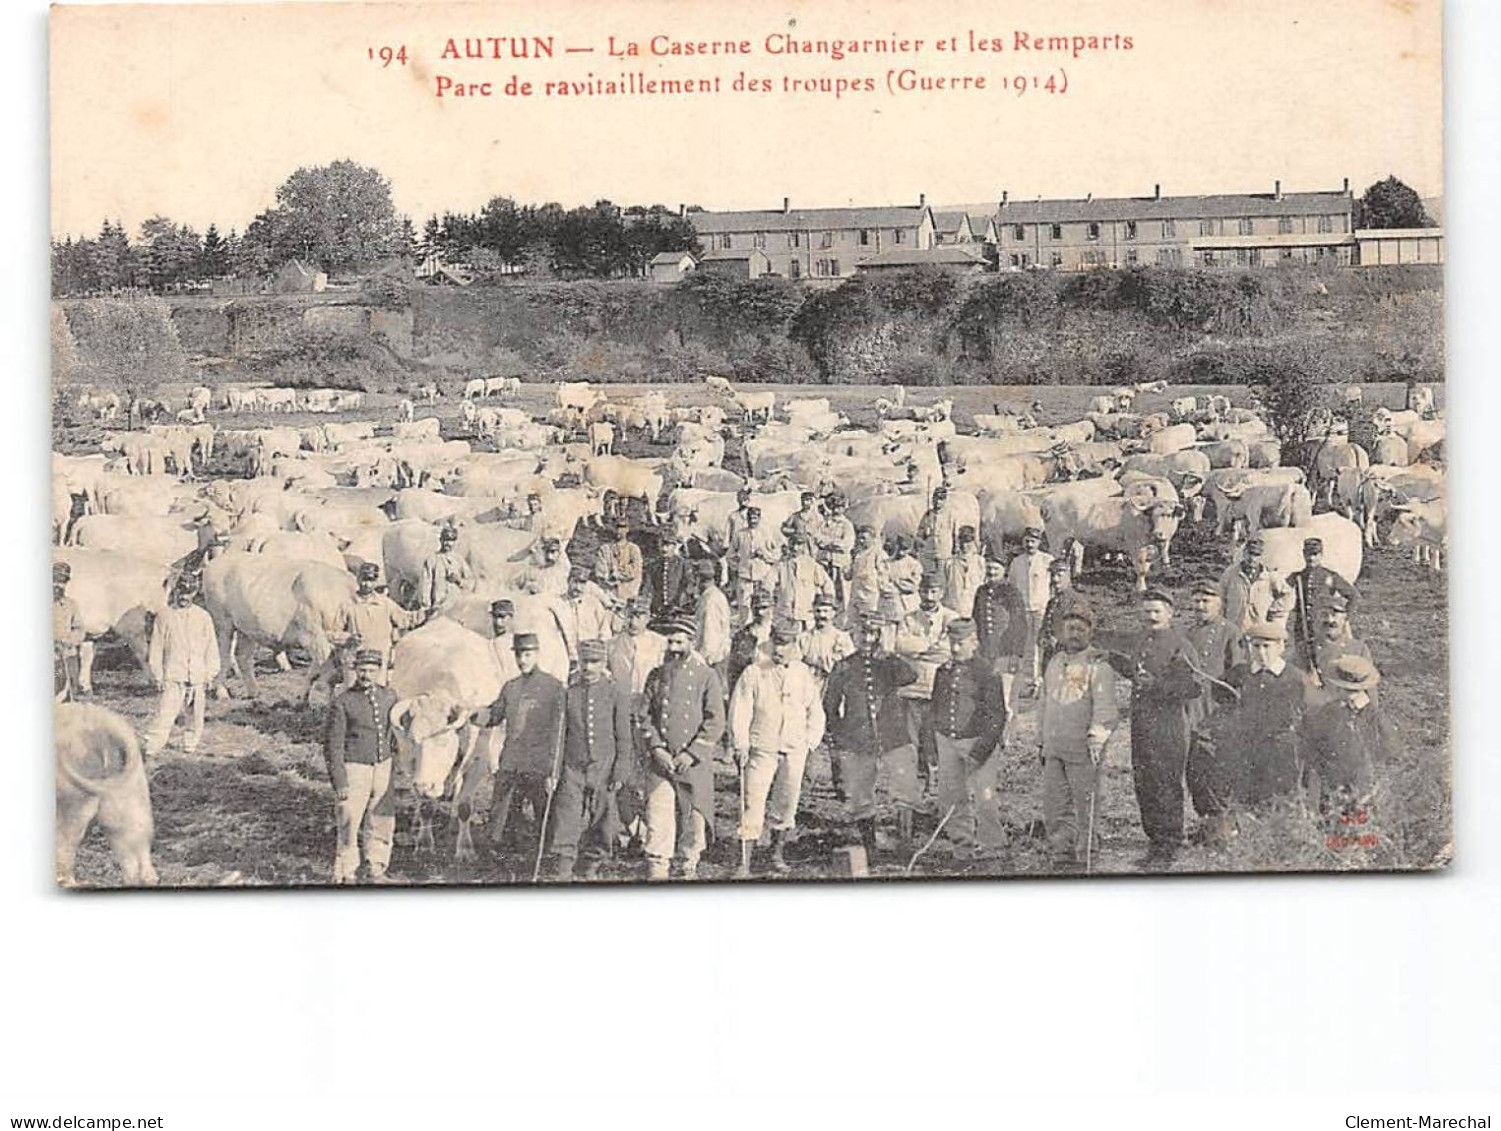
[49,0,1448,888]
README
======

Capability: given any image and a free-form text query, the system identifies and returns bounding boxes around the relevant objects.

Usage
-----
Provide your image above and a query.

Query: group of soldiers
[53,480,1399,883]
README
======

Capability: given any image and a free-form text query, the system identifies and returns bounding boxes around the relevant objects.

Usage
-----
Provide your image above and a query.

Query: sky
[49,0,1444,239]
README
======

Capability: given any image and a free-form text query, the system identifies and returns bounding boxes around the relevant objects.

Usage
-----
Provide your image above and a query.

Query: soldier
[561,570,615,665]
[1223,622,1311,810]
[823,615,920,855]
[1036,607,1118,869]
[487,599,521,686]
[472,633,567,866]
[917,485,962,574]
[798,594,855,686]
[53,562,84,702]
[925,619,1008,859]
[521,536,571,598]
[973,553,1027,707]
[896,573,961,791]
[693,557,733,678]
[1302,654,1398,825]
[1287,537,1359,676]
[639,619,726,880]
[1182,578,1245,839]
[417,523,472,613]
[772,533,833,631]
[593,515,643,603]
[1037,558,1084,671]
[1308,592,1373,694]
[543,639,634,881]
[813,491,856,610]
[607,599,665,704]
[1107,588,1204,869]
[729,505,782,624]
[729,621,826,876]
[1218,534,1292,635]
[1006,526,1055,689]
[643,531,694,620]
[334,562,424,668]
[305,631,364,708]
[944,525,986,617]
[846,524,890,624]
[727,588,776,692]
[143,573,221,757]
[323,649,399,884]
[781,490,821,544]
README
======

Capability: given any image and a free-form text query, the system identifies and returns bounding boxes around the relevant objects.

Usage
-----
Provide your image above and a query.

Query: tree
[62,297,186,427]
[1244,343,1338,481]
[1357,176,1433,229]
[198,223,229,278]
[139,216,202,291]
[265,159,403,274]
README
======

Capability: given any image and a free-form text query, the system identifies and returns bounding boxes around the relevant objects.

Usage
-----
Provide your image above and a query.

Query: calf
[55,704,158,886]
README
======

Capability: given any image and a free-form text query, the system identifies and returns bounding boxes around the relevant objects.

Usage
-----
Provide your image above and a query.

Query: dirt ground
[57,380,1451,887]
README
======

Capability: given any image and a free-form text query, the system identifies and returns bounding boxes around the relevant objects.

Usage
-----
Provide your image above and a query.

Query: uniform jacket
[594,539,643,601]
[1218,563,1292,634]
[848,546,890,616]
[772,554,833,626]
[729,658,827,756]
[815,514,856,574]
[1185,616,1245,717]
[798,625,855,681]
[918,503,963,566]
[148,603,221,686]
[822,652,918,753]
[974,581,1027,659]
[729,525,782,587]
[1038,647,1119,762]
[944,551,986,618]
[1225,660,1311,805]
[925,656,1007,760]
[1288,565,1358,658]
[640,652,726,831]
[481,670,567,777]
[53,596,85,653]
[727,621,772,692]
[1109,628,1203,761]
[563,673,634,791]
[324,682,398,792]
[644,553,694,618]
[418,550,472,610]
[1006,551,1055,612]
[337,592,423,661]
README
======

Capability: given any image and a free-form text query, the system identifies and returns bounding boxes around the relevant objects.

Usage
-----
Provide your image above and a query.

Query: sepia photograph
[48,0,1450,891]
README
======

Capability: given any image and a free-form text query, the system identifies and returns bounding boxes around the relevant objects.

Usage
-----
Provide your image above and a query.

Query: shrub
[62,296,186,418]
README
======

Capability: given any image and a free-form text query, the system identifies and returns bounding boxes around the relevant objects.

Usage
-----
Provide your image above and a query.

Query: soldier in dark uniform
[323,649,400,884]
[1037,558,1084,671]
[1223,621,1312,809]
[1287,537,1359,678]
[972,553,1028,707]
[544,639,634,881]
[1108,588,1204,869]
[925,619,1009,859]
[643,531,694,620]
[727,588,775,692]
[1183,578,1245,840]
[823,615,919,856]
[1308,592,1373,697]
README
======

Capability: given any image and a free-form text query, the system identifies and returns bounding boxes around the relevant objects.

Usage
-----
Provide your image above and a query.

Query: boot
[858,818,879,864]
[768,830,791,874]
[897,808,915,846]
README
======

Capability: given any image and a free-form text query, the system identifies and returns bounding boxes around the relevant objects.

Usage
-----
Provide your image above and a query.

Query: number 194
[369,45,409,67]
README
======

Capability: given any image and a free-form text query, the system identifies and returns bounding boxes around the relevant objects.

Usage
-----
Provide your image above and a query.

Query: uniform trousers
[1042,755,1098,862]
[335,758,395,883]
[1131,737,1188,850]
[143,680,207,754]
[547,765,622,871]
[739,747,810,840]
[834,746,920,819]
[935,733,1005,852]
[488,771,550,856]
[643,769,706,876]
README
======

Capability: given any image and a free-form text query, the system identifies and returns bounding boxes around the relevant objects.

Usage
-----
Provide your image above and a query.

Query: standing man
[925,619,1008,860]
[487,600,521,686]
[643,531,694,620]
[335,562,424,668]
[1037,559,1084,671]
[607,599,666,704]
[823,616,920,856]
[729,505,782,624]
[727,588,776,692]
[693,558,733,679]
[1036,608,1118,870]
[1287,537,1359,678]
[472,633,567,866]
[973,553,1027,708]
[943,526,986,618]
[896,573,961,792]
[1218,534,1292,635]
[1302,654,1397,825]
[543,639,634,881]
[417,523,472,614]
[781,490,821,544]
[917,486,962,574]
[772,533,833,632]
[521,537,572,598]
[53,561,84,702]
[143,573,221,757]
[560,571,615,666]
[846,525,890,625]
[1182,579,1245,841]
[1006,526,1055,691]
[729,622,826,876]
[1308,593,1373,694]
[639,619,726,880]
[814,491,856,611]
[323,649,398,884]
[798,594,855,687]
[593,516,643,604]
[1223,622,1310,810]
[1108,588,1204,870]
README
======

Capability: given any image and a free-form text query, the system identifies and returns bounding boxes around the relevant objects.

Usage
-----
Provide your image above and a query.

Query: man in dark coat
[925,618,1009,858]
[1108,588,1204,868]
[544,639,635,880]
[324,649,400,883]
[643,532,695,620]
[639,618,726,880]
[972,553,1028,708]
[1037,558,1084,671]
[1307,592,1374,699]
[823,615,919,855]
[1302,654,1398,826]
[1223,622,1312,809]
[1287,537,1359,678]
[1183,578,1245,839]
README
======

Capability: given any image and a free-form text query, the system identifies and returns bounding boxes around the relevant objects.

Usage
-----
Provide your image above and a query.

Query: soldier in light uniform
[334,561,424,669]
[846,524,890,625]
[143,573,221,757]
[798,594,855,687]
[814,491,856,611]
[639,619,726,880]
[1218,534,1292,635]
[729,505,782,625]
[521,536,572,598]
[561,570,615,665]
[895,574,961,792]
[917,486,963,574]
[53,561,84,702]
[693,557,733,678]
[925,619,1008,859]
[823,615,920,855]
[1036,607,1118,869]
[729,621,827,876]
[1005,526,1055,689]
[543,639,634,881]
[593,516,642,603]
[943,525,986,617]
[772,533,833,631]
[607,599,665,704]
[323,649,399,884]
[417,523,473,614]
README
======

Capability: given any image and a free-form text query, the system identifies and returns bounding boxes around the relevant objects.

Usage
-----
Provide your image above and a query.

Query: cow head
[391,692,470,799]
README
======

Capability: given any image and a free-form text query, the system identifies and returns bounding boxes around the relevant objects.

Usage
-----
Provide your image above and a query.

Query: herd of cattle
[51,372,1446,883]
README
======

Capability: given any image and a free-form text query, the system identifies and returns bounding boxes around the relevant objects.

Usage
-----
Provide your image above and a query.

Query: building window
[1125,249,1139,266]
[820,231,833,248]
[1200,250,1216,266]
[1156,247,1181,266]
[1249,248,1262,267]
[1125,220,1137,241]
[1019,253,1031,268]
[720,234,733,250]
[894,229,906,245]
[1199,219,1216,237]
[1234,248,1249,266]
[1050,223,1063,241]
[1238,218,1254,236]
[1277,217,1293,235]
[1083,250,1105,267]
[1280,248,1294,262]
[1087,222,1101,241]
[1013,224,1025,241]
[1009,253,1021,268]
[830,259,840,275]
[1317,215,1333,234]
[859,229,871,246]
[1050,251,1063,268]
[1162,219,1177,238]
[789,259,801,279]
[753,232,766,249]
[787,232,799,248]
[1337,215,1348,233]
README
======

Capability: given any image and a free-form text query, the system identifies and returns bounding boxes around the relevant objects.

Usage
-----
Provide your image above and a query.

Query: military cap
[800,490,816,502]
[527,491,543,502]
[542,536,562,549]
[827,492,847,509]
[693,557,719,575]
[745,505,762,517]
[623,597,650,614]
[1244,621,1286,643]
[751,589,775,608]
[736,486,753,498]
[859,614,890,633]
[654,617,696,639]
[1302,537,1325,553]
[1140,586,1175,606]
[1192,578,1222,598]
[577,638,608,661]
[356,561,380,581]
[489,599,515,616]
[1326,654,1381,691]
[1050,558,1072,574]
[1022,526,1044,539]
[957,525,977,543]
[353,649,385,667]
[52,562,71,583]
[512,632,540,653]
[1327,592,1352,613]
[771,621,801,645]
[438,524,460,543]
[946,618,977,641]
[920,572,944,590]
[172,572,200,593]
[613,515,631,529]
[1060,606,1094,628]
[660,531,682,546]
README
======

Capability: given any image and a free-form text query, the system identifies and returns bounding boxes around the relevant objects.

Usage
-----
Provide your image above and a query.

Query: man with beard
[1107,588,1204,869]
[1036,607,1117,869]
[639,619,726,880]
[896,573,961,793]
[798,593,855,687]
[729,621,826,876]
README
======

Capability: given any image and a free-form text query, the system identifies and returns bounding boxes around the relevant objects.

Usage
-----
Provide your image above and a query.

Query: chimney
[1343,176,1350,193]
[1086,192,1093,203]
[1154,183,1161,201]
[782,196,790,214]
[919,192,927,207]
[1274,179,1283,202]
[1000,190,1009,208]
[678,203,686,218]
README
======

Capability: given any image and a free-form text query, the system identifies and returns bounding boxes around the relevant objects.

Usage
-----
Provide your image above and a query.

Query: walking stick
[1085,719,1126,876]
[738,758,750,875]
[532,682,568,883]
[905,803,958,876]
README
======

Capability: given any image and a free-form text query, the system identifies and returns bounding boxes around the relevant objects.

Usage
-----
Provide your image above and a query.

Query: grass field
[57,381,1451,886]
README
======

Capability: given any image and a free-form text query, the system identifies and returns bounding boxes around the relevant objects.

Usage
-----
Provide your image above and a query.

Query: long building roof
[690,205,931,233]
[991,190,1351,226]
